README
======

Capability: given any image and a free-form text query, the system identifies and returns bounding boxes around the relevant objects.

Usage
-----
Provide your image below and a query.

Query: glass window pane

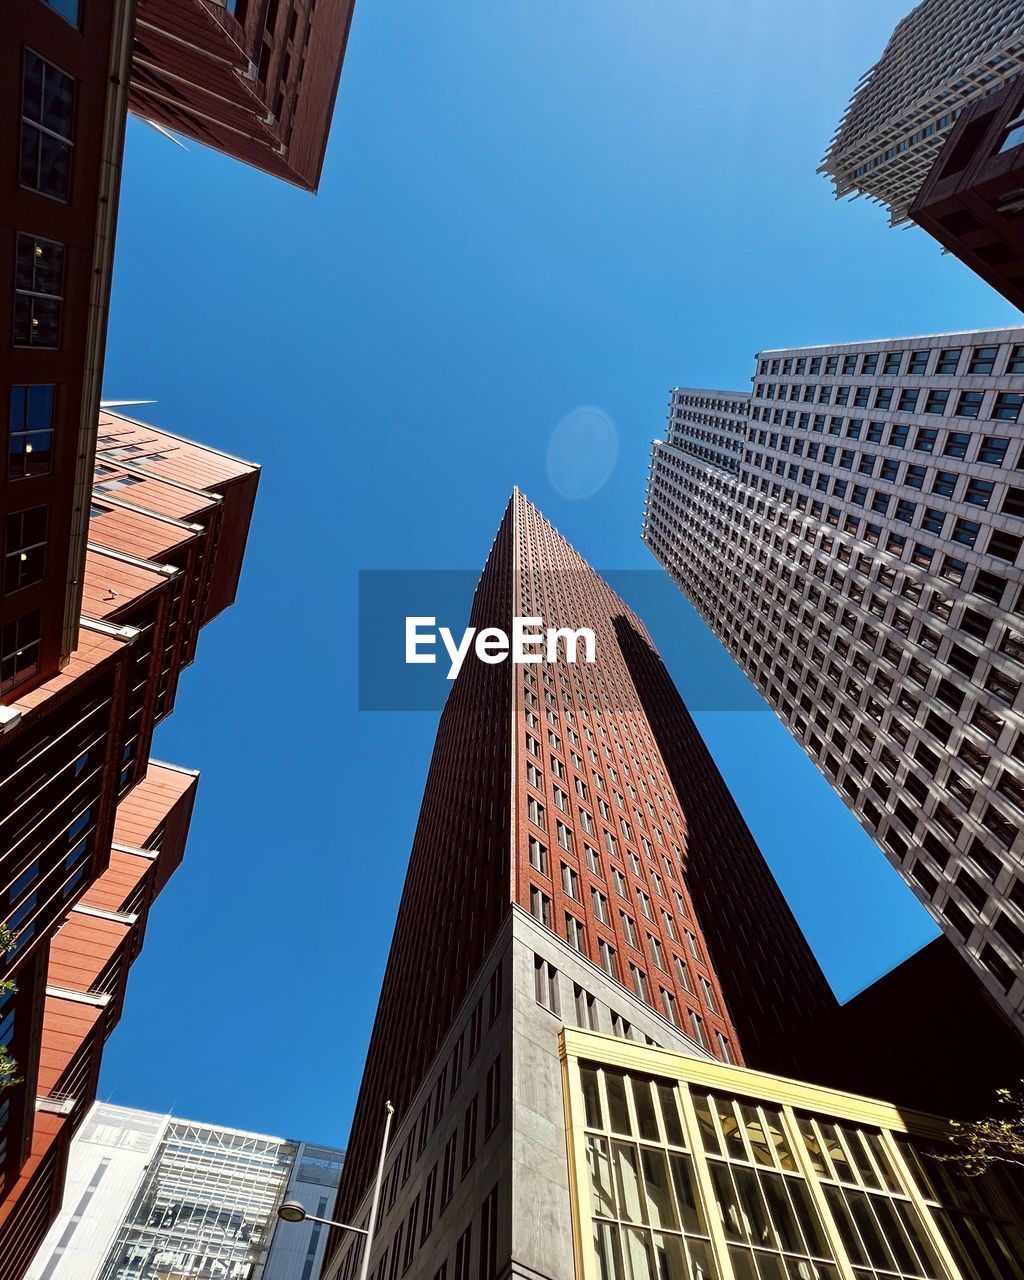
[733,1166,775,1248]
[760,1109,796,1172]
[728,1248,758,1280]
[632,1078,659,1142]
[740,1106,773,1166]
[714,1096,745,1160]
[588,1135,617,1219]
[658,1084,685,1148]
[692,1093,721,1156]
[623,1226,655,1280]
[845,1187,894,1270]
[594,1221,625,1280]
[669,1154,704,1236]
[711,1163,745,1243]
[650,1234,688,1280]
[639,1147,677,1231]
[582,1068,602,1129]
[613,1142,646,1224]
[607,1073,632,1135]
[686,1238,720,1280]
[761,1171,803,1253]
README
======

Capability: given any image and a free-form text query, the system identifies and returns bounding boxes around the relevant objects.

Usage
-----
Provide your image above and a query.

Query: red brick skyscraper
[0,411,258,1280]
[327,492,835,1280]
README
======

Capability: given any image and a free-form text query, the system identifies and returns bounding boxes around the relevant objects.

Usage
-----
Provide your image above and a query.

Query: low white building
[24,1102,342,1280]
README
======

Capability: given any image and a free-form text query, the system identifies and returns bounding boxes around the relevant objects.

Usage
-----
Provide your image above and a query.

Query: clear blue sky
[98,0,1020,1147]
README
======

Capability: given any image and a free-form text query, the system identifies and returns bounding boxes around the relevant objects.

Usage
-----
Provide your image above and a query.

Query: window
[3,506,47,594]
[566,913,586,952]
[698,976,718,1014]
[674,955,693,993]
[453,1226,472,1280]
[943,433,969,461]
[988,529,1022,563]
[42,0,81,21]
[950,517,979,548]
[964,478,994,508]
[969,345,998,374]
[20,52,74,200]
[630,964,650,1003]
[528,837,547,875]
[882,351,902,374]
[556,821,573,852]
[598,939,617,980]
[935,347,961,374]
[914,427,938,453]
[484,1059,501,1135]
[978,436,1009,466]
[907,349,929,374]
[956,390,984,418]
[529,887,551,927]
[689,1011,710,1050]
[993,393,1024,422]
[1,610,41,693]
[660,989,678,1025]
[534,956,558,1013]
[14,234,64,348]
[923,389,948,414]
[8,386,54,478]
[479,1184,498,1280]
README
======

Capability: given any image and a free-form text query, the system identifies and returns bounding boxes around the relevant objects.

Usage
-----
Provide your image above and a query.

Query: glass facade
[96,1119,297,1280]
[563,1031,1024,1280]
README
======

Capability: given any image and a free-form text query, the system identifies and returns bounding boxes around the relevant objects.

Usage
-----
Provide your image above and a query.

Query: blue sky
[97,0,1020,1146]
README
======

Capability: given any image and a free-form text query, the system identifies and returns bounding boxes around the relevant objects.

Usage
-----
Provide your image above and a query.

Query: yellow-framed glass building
[559,1028,1024,1280]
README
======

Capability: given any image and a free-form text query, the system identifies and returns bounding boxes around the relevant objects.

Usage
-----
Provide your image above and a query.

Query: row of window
[756,380,1024,422]
[758,342,1024,379]
[749,417,1019,463]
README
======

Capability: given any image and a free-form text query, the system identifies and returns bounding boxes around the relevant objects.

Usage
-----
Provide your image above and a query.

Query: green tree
[938,1084,1024,1176]
[0,922,20,1092]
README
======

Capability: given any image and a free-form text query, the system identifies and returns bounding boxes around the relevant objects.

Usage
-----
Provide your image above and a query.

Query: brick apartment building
[0,411,259,1278]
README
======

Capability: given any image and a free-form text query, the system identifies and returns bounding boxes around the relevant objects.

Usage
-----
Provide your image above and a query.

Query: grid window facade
[644,330,1024,1032]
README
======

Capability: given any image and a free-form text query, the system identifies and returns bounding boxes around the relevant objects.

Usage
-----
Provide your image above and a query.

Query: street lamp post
[275,1100,395,1280]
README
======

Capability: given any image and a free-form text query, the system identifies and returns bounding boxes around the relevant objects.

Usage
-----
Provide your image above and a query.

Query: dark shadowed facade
[911,77,1024,313]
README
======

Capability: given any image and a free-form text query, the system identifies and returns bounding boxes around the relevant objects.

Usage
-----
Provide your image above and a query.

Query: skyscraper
[644,329,1024,1035]
[820,0,1024,225]
[324,492,836,1280]
[128,0,357,191]
[0,410,259,1280]
[2,0,353,716]
[4,0,137,698]
[909,75,1024,311]
[23,1102,343,1280]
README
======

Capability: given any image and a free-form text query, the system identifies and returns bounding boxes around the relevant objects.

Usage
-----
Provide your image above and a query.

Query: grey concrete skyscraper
[820,0,1024,225]
[644,329,1024,1034]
